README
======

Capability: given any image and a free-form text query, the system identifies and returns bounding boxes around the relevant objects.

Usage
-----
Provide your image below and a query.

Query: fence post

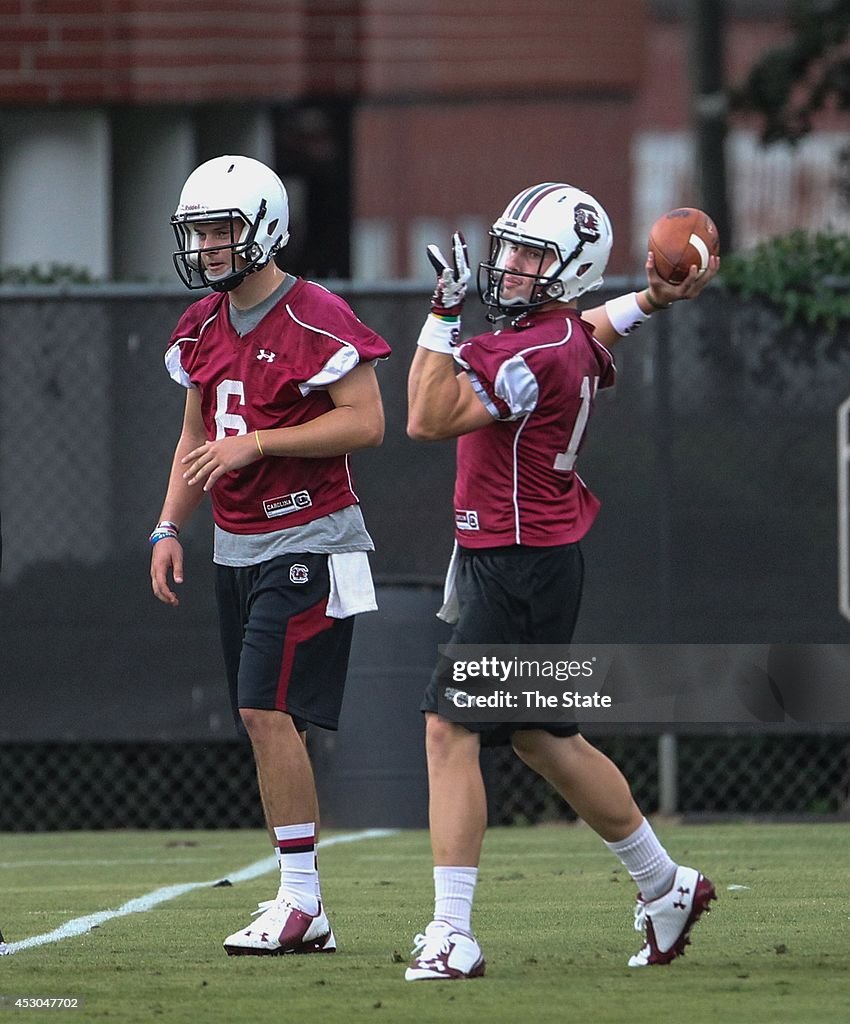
[658,732,679,815]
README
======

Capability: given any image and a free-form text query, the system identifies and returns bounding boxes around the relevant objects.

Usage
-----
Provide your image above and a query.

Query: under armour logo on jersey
[257,349,277,362]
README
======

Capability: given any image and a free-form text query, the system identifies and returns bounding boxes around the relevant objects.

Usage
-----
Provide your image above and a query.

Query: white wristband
[604,291,650,337]
[416,313,461,354]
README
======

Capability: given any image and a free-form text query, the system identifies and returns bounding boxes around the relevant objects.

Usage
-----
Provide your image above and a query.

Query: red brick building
[1,1,843,283]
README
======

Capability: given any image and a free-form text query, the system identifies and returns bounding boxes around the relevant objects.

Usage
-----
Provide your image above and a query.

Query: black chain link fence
[0,732,847,832]
[2,282,850,830]
[484,732,850,826]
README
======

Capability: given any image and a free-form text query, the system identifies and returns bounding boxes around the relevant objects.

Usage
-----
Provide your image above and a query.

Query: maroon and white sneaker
[404,920,486,981]
[223,896,336,956]
[628,865,716,966]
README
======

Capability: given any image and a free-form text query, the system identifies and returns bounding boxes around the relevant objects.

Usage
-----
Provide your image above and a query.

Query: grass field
[1,823,848,1023]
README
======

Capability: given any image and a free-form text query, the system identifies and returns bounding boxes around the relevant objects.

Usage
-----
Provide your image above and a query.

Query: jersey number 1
[553,375,597,472]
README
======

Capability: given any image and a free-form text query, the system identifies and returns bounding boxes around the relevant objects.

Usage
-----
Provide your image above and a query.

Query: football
[648,208,720,284]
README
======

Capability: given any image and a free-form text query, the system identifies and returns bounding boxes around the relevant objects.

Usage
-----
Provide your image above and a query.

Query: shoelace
[251,900,276,917]
[410,930,452,960]
[250,897,295,921]
[633,902,647,934]
[251,897,323,922]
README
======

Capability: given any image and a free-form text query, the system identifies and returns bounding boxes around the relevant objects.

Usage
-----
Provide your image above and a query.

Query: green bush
[0,263,98,285]
[719,230,850,334]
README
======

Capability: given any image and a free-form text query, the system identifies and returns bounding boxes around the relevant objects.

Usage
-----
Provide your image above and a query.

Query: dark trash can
[311,585,448,829]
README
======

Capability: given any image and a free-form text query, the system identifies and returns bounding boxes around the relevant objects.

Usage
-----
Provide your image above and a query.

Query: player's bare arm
[150,389,207,606]
[267,360,384,456]
[407,230,492,441]
[407,348,494,442]
[182,362,385,493]
[584,250,720,348]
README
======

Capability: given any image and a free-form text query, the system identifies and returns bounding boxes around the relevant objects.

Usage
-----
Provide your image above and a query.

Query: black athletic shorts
[215,553,355,733]
[421,543,584,746]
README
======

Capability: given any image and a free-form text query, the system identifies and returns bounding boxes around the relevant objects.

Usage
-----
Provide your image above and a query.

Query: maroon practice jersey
[165,279,391,534]
[453,307,615,548]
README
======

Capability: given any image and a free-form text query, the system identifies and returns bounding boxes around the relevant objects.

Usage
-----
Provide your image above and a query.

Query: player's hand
[182,434,261,492]
[644,250,720,308]
[427,231,470,318]
[151,538,184,607]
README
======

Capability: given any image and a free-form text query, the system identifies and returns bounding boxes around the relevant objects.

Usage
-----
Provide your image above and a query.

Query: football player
[150,155,390,956]
[405,183,719,979]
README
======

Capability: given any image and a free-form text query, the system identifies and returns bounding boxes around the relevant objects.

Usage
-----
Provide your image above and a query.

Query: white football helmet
[171,155,290,292]
[478,182,613,318]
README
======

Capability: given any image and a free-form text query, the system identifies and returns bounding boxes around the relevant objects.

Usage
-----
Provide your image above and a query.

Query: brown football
[648,208,720,284]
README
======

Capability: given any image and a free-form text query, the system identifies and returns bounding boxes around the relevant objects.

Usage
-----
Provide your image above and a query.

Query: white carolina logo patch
[455,510,480,531]
[289,564,309,584]
[263,490,312,519]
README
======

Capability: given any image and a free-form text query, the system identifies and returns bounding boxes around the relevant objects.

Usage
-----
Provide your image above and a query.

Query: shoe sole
[224,930,336,957]
[405,957,486,981]
[643,875,717,966]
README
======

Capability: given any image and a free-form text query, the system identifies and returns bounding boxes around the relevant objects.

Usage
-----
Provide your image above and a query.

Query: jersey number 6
[215,379,248,438]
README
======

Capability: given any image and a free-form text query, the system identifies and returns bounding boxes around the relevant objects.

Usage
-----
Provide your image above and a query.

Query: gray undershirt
[214,505,374,567]
[227,273,296,336]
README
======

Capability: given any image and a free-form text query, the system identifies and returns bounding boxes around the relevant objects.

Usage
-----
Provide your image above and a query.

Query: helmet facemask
[478,231,579,320]
[171,202,275,293]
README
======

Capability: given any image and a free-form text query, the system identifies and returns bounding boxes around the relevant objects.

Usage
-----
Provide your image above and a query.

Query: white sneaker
[629,865,716,966]
[223,895,335,956]
[404,920,485,981]
[0,929,10,956]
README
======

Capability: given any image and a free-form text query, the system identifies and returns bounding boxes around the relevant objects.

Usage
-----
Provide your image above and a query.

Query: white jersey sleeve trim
[466,370,502,419]
[165,341,193,388]
[163,309,220,388]
[285,303,362,395]
[493,355,540,419]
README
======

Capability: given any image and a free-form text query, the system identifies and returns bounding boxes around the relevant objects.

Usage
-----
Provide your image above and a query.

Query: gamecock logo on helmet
[574,204,601,243]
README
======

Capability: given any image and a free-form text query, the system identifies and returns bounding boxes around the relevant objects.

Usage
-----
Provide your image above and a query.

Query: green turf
[1,823,849,1023]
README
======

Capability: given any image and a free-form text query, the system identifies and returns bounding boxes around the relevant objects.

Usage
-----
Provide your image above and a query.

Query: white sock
[314,851,322,905]
[603,818,677,901]
[433,866,478,934]
[273,823,319,916]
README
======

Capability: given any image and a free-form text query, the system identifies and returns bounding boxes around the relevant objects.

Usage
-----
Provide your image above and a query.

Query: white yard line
[3,828,398,955]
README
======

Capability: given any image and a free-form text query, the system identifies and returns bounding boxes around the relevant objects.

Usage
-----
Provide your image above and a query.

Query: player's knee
[511,729,579,774]
[239,706,294,740]
[511,730,545,770]
[425,713,477,763]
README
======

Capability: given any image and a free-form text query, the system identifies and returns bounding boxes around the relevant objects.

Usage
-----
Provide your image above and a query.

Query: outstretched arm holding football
[585,207,721,347]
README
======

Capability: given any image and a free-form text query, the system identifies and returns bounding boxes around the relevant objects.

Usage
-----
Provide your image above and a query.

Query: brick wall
[0,0,309,103]
[355,93,639,276]
[359,0,643,96]
[0,0,643,105]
